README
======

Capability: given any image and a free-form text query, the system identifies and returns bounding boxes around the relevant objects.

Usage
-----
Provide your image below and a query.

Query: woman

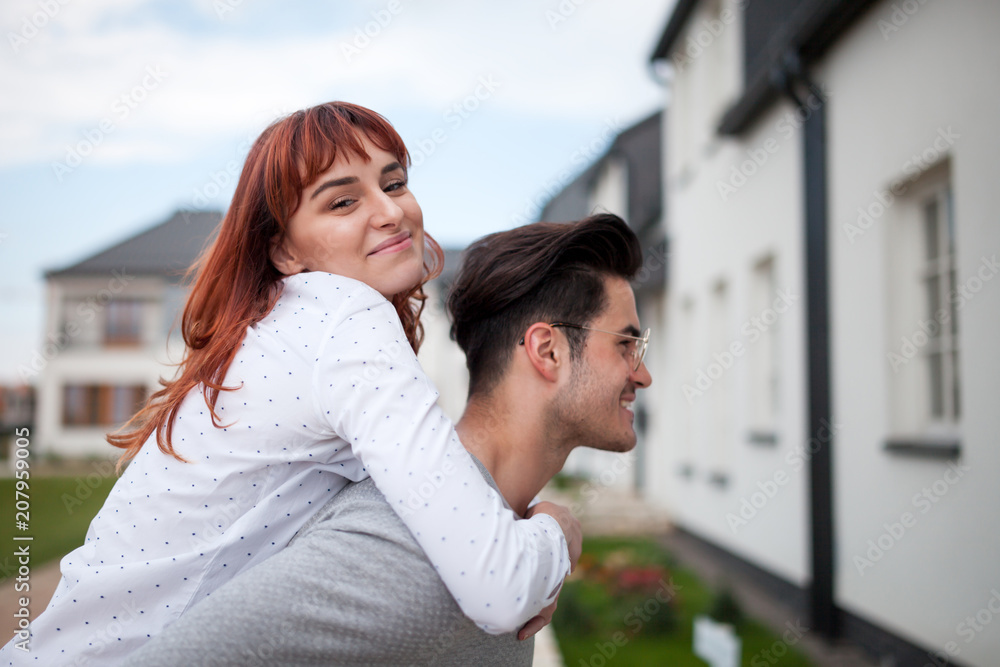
[2,102,578,666]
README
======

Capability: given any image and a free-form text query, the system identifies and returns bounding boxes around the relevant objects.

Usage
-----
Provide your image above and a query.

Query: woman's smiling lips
[368,231,412,256]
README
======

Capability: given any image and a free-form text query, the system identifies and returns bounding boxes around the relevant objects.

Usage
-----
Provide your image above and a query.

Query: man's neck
[455,395,570,517]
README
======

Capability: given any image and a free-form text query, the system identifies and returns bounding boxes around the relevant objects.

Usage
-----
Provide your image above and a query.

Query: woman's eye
[329,197,356,210]
[384,179,407,193]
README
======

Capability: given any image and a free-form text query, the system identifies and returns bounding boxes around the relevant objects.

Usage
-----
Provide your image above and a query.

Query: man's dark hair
[447,213,642,397]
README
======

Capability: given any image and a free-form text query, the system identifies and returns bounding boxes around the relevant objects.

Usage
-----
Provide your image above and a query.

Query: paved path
[532,625,565,667]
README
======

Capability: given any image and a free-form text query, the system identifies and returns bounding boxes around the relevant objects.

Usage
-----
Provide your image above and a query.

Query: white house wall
[824,1,1000,663]
[417,280,469,423]
[653,0,810,586]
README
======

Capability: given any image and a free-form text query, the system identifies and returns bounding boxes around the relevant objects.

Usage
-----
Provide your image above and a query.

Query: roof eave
[719,0,879,136]
[649,0,701,62]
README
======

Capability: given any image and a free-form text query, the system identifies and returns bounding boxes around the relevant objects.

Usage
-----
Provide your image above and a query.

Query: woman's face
[271,137,425,299]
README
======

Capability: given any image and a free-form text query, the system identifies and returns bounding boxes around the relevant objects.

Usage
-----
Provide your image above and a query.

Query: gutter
[773,51,838,639]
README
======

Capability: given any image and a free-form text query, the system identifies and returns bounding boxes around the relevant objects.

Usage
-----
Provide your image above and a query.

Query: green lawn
[0,474,116,583]
[551,537,813,667]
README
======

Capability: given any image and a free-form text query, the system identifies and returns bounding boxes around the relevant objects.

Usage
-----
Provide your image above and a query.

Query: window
[920,191,959,423]
[886,161,960,445]
[105,300,143,345]
[677,297,696,478]
[747,256,779,439]
[708,280,732,483]
[63,384,146,426]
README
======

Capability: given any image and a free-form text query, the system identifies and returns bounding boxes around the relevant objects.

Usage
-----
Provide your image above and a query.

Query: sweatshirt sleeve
[310,276,570,634]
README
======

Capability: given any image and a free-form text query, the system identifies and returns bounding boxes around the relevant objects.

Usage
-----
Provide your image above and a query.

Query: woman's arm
[311,274,574,634]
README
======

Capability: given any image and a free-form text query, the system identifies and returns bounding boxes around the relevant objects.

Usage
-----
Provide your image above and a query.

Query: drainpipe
[772,51,838,639]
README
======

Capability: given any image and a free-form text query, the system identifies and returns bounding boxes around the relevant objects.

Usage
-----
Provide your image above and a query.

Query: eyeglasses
[519,322,651,372]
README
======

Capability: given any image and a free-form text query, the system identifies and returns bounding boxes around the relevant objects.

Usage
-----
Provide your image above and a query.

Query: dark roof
[651,0,878,135]
[46,210,222,280]
[538,110,663,239]
[537,110,666,292]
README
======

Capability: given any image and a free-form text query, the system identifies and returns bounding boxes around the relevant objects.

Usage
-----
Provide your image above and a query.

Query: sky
[0,0,676,384]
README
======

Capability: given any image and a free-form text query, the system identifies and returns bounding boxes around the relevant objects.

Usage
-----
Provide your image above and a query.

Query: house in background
[539,110,667,493]
[649,0,1000,665]
[36,211,221,458]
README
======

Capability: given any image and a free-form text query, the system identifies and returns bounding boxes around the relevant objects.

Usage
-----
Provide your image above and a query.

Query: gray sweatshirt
[120,458,533,666]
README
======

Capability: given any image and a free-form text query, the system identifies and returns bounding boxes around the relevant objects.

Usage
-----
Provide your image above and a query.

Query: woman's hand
[526,501,581,572]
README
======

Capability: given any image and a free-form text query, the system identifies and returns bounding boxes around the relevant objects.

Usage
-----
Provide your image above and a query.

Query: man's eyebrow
[621,324,641,338]
[309,162,405,201]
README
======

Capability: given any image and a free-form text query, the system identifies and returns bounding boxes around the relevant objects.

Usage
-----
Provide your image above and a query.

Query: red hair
[109,102,444,468]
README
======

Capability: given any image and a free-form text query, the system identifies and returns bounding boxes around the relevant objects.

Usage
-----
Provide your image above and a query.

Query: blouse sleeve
[310,277,570,634]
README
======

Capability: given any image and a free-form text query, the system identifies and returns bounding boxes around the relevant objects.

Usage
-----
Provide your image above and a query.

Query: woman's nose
[370,189,404,228]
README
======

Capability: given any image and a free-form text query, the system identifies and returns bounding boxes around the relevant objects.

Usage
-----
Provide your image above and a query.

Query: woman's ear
[269,234,304,275]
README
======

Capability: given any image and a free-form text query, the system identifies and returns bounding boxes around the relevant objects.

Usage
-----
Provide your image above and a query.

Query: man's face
[551,275,652,453]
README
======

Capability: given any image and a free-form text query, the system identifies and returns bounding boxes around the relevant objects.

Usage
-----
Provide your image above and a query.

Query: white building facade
[651,0,1000,665]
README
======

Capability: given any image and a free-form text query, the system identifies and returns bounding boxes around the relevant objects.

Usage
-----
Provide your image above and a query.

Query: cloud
[1,0,668,168]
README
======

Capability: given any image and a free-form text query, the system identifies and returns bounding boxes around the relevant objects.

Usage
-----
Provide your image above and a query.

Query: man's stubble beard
[547,357,635,458]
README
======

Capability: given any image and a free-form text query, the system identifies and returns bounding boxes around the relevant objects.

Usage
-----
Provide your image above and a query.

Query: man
[122,213,652,666]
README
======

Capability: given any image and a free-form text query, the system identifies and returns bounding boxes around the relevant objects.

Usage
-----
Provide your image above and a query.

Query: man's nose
[631,359,652,388]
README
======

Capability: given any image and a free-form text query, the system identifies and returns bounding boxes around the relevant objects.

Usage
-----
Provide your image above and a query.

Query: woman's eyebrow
[310,176,358,200]
[309,162,405,201]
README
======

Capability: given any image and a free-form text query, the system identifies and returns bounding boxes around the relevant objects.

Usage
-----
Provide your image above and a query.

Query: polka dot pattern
[0,272,568,665]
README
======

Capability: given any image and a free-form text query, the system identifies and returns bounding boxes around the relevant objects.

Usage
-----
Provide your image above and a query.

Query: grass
[551,536,813,666]
[0,473,116,584]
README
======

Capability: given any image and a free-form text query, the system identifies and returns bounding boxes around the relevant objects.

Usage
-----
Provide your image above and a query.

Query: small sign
[693,614,741,667]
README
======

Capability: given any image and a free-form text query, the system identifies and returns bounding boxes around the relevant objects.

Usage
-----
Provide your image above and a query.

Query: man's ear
[269,234,305,276]
[521,323,564,383]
